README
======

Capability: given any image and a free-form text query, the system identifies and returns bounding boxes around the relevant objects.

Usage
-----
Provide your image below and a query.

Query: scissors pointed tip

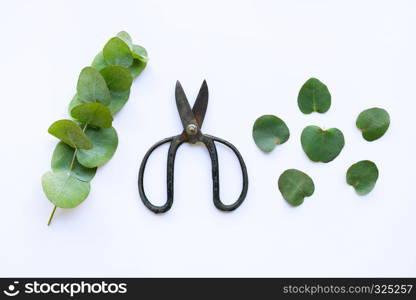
[192,80,209,128]
[175,80,186,98]
[200,80,208,94]
[175,80,194,129]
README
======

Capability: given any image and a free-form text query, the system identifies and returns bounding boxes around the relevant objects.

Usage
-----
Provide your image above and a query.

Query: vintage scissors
[138,80,248,213]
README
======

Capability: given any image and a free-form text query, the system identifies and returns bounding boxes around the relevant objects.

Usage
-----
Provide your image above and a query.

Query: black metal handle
[202,134,249,211]
[138,135,183,213]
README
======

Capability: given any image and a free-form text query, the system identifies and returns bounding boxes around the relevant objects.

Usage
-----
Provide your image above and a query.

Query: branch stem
[47,205,57,226]
[47,122,89,226]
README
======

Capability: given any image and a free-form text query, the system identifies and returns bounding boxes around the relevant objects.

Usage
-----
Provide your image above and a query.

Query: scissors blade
[175,81,196,129]
[192,80,209,128]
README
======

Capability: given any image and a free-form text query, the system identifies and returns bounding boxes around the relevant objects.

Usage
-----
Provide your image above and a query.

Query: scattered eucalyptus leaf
[108,89,131,115]
[278,169,315,206]
[132,44,149,62]
[298,78,331,114]
[100,65,133,92]
[356,107,390,141]
[103,37,133,68]
[77,67,111,105]
[252,115,290,152]
[71,102,113,128]
[77,127,118,168]
[91,51,107,71]
[48,119,92,149]
[129,59,147,78]
[346,160,379,195]
[51,142,96,182]
[301,125,345,162]
[42,171,90,208]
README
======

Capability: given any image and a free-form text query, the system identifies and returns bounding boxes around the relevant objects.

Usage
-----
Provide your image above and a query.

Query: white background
[1,0,415,277]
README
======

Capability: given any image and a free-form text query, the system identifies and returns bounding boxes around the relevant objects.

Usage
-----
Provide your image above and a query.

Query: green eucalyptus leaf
[71,102,113,128]
[301,125,344,162]
[91,51,107,71]
[116,31,133,49]
[129,59,147,78]
[346,160,379,195]
[298,78,331,114]
[48,120,92,149]
[356,107,390,141]
[108,90,131,115]
[132,44,149,62]
[68,94,83,114]
[252,115,290,152]
[77,67,111,105]
[278,169,315,206]
[100,65,133,92]
[51,142,96,182]
[103,37,133,68]
[41,171,90,208]
[77,127,118,168]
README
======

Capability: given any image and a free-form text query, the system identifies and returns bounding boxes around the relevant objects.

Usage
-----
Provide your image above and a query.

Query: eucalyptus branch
[42,31,148,225]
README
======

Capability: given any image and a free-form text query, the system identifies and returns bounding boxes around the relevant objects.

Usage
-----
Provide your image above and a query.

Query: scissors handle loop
[138,135,183,213]
[203,135,249,211]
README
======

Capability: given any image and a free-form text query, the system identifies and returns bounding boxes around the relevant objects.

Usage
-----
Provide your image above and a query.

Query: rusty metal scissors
[138,80,248,213]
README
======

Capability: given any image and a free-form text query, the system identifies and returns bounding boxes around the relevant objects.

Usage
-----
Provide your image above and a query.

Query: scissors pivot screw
[186,124,198,135]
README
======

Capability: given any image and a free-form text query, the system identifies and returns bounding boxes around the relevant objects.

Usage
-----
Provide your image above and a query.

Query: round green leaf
[103,37,133,68]
[346,160,379,195]
[301,125,345,162]
[116,31,133,49]
[108,90,131,115]
[71,102,113,128]
[91,51,107,71]
[77,67,111,105]
[42,171,90,208]
[51,142,96,182]
[100,65,133,92]
[278,169,315,206]
[128,59,147,78]
[77,127,118,168]
[356,107,390,141]
[298,78,331,114]
[48,119,92,149]
[132,44,149,62]
[68,94,83,115]
[252,115,290,152]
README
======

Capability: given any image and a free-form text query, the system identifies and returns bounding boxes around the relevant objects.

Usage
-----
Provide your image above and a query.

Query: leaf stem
[48,122,89,226]
[68,123,88,175]
[68,149,78,175]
